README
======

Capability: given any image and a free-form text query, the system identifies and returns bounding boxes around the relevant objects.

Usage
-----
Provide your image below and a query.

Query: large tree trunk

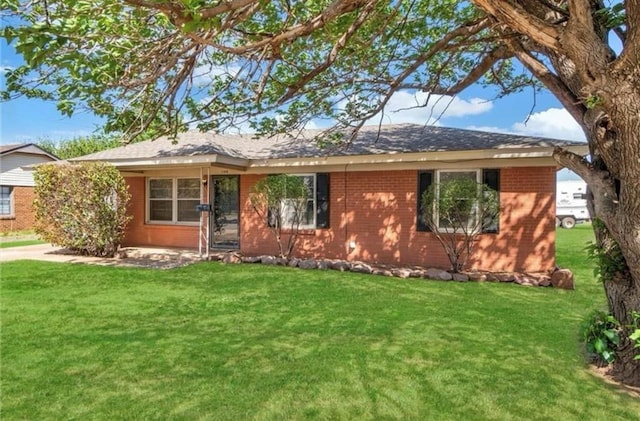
[557,90,640,386]
[605,276,640,385]
[592,217,640,386]
[600,85,640,386]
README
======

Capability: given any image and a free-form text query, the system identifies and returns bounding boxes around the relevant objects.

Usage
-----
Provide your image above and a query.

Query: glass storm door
[210,175,240,249]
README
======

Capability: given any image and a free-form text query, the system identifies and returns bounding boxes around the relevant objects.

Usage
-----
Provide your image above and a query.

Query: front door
[210,175,240,249]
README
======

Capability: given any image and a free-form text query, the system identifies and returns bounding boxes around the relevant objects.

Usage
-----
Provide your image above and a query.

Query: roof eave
[82,154,249,170]
[248,145,590,169]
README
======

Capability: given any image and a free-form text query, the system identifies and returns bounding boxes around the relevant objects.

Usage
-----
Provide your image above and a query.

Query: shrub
[580,309,620,365]
[421,177,499,272]
[249,174,308,259]
[33,162,131,257]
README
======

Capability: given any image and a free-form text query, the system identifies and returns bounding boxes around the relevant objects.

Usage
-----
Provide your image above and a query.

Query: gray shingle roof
[75,123,586,162]
[1,143,59,160]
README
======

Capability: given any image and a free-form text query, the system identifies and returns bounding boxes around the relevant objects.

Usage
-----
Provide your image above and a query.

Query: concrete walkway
[0,243,206,269]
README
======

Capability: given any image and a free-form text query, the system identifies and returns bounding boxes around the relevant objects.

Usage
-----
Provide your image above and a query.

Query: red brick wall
[123,167,556,272]
[471,166,557,272]
[0,186,36,232]
[240,167,556,272]
[122,177,199,248]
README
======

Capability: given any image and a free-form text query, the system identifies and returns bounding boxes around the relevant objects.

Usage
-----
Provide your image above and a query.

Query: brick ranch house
[73,124,588,272]
[0,144,58,232]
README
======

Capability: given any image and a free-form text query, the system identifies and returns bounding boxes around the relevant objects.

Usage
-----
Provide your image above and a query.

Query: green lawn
[0,239,46,249]
[0,230,43,248]
[2,225,639,420]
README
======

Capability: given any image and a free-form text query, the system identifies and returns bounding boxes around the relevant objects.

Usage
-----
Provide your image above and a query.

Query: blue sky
[1,39,584,180]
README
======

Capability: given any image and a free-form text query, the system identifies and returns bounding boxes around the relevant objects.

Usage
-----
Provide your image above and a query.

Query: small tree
[37,134,121,159]
[421,177,499,272]
[33,162,131,257]
[249,174,309,259]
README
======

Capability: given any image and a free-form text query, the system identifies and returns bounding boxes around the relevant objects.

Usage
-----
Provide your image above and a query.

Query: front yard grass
[2,224,639,420]
[0,239,46,249]
[0,230,43,248]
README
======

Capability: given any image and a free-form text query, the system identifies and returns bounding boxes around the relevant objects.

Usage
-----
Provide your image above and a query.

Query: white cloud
[193,63,242,87]
[375,91,492,125]
[511,108,586,141]
[337,91,493,126]
[465,125,515,135]
[466,108,586,142]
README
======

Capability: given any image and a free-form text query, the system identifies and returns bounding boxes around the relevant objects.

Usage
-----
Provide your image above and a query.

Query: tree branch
[471,0,560,51]
[553,147,619,221]
[539,0,570,17]
[431,45,512,95]
[193,0,369,55]
[615,1,640,72]
[124,0,260,22]
[567,0,594,27]
[123,0,182,14]
[504,37,586,124]
[390,17,491,90]
[278,0,378,104]
[626,0,640,44]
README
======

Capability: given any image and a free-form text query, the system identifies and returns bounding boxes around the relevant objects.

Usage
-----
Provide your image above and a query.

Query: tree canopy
[37,134,121,160]
[3,0,640,385]
[2,0,553,141]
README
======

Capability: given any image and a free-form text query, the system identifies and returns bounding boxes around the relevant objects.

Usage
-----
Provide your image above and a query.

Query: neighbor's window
[282,174,316,229]
[147,178,200,224]
[0,186,13,216]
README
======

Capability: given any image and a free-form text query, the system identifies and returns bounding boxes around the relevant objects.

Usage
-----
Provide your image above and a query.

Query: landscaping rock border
[208,252,575,290]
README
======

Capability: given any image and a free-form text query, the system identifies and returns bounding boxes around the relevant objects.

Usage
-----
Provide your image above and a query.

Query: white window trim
[0,186,14,218]
[146,177,201,225]
[434,169,481,233]
[282,174,316,230]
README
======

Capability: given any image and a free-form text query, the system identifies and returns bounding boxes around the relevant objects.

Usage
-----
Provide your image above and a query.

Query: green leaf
[603,329,619,344]
[602,350,615,364]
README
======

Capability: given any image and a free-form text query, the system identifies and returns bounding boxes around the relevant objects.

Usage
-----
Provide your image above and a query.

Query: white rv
[556,180,590,229]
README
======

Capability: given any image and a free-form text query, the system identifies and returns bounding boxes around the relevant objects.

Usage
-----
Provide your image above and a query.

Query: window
[177,179,201,222]
[147,178,200,224]
[267,173,330,229]
[0,186,12,216]
[436,170,481,231]
[282,175,316,229]
[417,169,499,233]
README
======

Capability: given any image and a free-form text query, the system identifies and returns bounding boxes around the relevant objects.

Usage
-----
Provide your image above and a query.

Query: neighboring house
[0,144,58,232]
[73,124,588,272]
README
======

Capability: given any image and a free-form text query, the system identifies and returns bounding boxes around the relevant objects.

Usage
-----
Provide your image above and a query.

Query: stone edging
[208,253,575,290]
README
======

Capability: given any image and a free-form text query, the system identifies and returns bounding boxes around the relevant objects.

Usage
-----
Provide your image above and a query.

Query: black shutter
[267,208,275,228]
[316,173,330,228]
[482,168,500,233]
[417,171,433,232]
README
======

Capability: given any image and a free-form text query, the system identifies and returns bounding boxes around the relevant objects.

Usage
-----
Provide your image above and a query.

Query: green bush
[580,310,620,365]
[33,162,131,257]
[421,177,499,272]
[249,174,308,259]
